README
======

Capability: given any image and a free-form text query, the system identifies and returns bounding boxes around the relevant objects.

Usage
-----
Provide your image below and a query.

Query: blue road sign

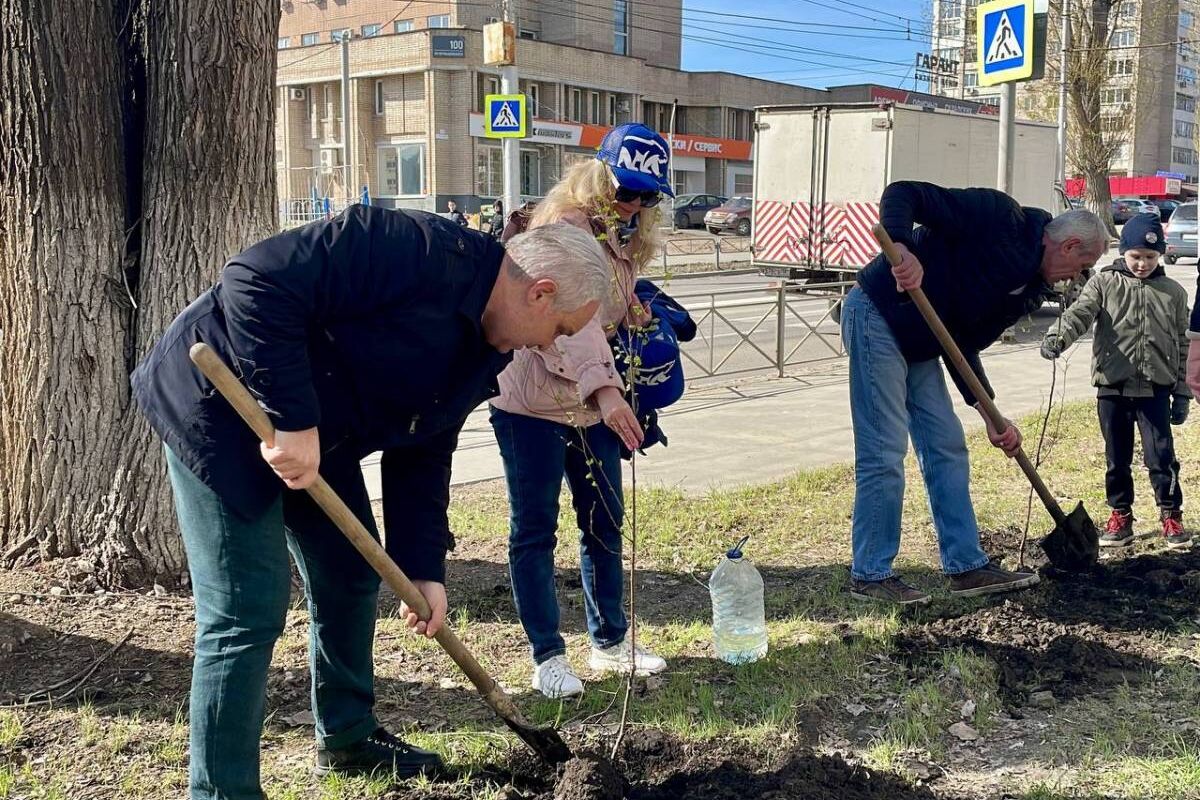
[977,0,1034,86]
[484,94,525,138]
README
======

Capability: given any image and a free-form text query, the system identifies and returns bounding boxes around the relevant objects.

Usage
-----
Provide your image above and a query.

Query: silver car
[1165,201,1198,264]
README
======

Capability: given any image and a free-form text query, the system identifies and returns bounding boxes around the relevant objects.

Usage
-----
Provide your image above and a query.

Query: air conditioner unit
[617,100,631,113]
[289,87,307,101]
[318,147,343,174]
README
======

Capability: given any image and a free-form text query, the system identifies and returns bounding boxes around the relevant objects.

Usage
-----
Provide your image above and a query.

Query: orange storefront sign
[469,112,752,160]
[575,122,752,160]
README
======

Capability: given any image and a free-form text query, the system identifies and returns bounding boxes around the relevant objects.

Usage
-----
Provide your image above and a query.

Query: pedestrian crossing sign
[976,0,1034,86]
[484,94,526,138]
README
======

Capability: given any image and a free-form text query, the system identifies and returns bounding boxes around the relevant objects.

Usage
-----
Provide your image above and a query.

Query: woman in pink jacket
[490,124,673,698]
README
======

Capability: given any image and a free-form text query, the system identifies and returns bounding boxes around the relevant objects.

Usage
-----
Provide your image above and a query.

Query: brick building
[274,0,828,218]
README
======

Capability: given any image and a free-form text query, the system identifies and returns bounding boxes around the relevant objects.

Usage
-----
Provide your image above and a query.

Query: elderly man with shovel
[132,206,609,800]
[842,181,1108,606]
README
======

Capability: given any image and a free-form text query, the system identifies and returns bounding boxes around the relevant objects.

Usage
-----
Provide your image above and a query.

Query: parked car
[704,196,752,236]
[672,193,727,229]
[1156,199,1181,222]
[1111,198,1160,223]
[1165,201,1198,264]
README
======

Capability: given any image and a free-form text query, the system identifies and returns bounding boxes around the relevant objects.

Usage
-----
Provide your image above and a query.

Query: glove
[1171,394,1190,426]
[1040,336,1063,361]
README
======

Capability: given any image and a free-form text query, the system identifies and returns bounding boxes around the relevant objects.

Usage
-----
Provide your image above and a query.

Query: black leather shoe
[315,727,445,779]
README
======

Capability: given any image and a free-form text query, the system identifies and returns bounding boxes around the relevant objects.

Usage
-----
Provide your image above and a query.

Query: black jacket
[858,181,1053,405]
[132,206,512,581]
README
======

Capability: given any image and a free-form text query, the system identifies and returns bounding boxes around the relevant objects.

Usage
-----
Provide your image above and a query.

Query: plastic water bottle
[709,536,768,664]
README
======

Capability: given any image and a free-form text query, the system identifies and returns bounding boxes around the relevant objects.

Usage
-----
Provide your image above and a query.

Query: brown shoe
[949,561,1040,598]
[849,576,931,606]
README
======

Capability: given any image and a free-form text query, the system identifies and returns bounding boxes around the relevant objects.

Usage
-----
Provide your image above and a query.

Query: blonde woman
[490,124,672,698]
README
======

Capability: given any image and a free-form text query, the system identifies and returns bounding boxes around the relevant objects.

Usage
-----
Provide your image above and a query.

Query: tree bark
[1,0,279,587]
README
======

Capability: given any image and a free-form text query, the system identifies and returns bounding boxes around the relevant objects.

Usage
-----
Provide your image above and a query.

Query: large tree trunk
[1,0,278,587]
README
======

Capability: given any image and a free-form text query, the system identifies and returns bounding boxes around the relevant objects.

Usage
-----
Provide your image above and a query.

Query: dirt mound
[553,753,624,800]
[901,600,1158,707]
[625,748,942,800]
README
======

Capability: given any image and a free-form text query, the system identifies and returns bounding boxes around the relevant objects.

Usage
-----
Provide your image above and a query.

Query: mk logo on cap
[617,135,668,178]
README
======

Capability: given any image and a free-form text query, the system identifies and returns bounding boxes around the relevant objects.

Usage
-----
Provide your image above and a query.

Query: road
[361,253,1199,498]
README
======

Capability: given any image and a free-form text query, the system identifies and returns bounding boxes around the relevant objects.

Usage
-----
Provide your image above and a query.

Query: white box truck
[751,102,1062,280]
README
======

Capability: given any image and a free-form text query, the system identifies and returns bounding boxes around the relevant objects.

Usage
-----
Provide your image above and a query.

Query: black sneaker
[1162,511,1192,550]
[315,727,444,779]
[849,576,931,606]
[1100,508,1135,548]
[949,561,1040,598]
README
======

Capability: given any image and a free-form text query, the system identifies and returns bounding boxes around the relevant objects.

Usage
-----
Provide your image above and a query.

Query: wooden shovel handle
[188,343,505,696]
[870,226,1066,523]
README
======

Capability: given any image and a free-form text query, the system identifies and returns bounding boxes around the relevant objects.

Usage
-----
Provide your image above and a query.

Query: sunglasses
[614,186,662,208]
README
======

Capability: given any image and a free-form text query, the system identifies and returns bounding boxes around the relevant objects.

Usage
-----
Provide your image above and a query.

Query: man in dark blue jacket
[132,206,611,800]
[842,181,1107,605]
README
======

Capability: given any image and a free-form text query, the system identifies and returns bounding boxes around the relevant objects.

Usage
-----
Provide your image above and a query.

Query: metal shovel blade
[1039,501,1100,572]
[481,683,572,764]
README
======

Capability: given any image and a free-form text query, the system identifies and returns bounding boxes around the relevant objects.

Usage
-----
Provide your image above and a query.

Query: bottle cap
[726,535,749,560]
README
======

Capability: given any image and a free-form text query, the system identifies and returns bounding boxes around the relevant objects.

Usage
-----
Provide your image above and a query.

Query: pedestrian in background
[489,199,506,238]
[444,199,467,226]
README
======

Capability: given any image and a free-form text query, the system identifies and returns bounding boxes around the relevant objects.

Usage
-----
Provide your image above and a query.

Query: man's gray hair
[1045,208,1108,249]
[504,222,612,311]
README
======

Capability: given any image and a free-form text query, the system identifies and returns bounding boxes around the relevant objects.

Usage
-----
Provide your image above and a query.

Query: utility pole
[667,98,677,230]
[998,81,1016,193]
[341,30,353,206]
[501,0,521,217]
[1056,5,1070,191]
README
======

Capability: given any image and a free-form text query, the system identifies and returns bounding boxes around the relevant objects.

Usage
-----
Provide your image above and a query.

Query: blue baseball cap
[596,123,675,198]
[616,319,684,411]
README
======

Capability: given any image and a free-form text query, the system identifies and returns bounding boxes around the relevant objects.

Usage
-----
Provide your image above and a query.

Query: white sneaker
[588,639,667,676]
[531,655,584,699]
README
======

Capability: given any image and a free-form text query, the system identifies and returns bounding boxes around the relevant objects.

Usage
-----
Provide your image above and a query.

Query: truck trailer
[751,102,1060,280]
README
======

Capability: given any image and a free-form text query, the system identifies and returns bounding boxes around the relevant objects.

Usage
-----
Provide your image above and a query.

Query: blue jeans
[165,446,380,800]
[490,407,628,663]
[841,287,990,582]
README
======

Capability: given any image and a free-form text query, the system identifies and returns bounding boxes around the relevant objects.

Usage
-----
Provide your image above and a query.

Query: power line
[788,0,930,30]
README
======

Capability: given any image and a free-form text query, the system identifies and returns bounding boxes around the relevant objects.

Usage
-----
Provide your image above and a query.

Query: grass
[4,400,1200,799]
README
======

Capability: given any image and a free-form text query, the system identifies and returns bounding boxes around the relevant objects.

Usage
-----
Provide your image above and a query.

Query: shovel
[870,225,1099,572]
[188,343,572,764]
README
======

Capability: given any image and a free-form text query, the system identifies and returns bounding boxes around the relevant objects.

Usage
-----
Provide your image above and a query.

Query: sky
[677,0,933,91]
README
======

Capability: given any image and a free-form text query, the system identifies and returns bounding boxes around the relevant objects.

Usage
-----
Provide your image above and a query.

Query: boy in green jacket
[1041,213,1192,549]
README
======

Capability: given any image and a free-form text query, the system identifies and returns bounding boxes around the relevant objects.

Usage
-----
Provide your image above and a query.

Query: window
[301,32,319,46]
[378,143,426,196]
[1108,59,1134,77]
[1174,146,1197,166]
[964,71,978,87]
[278,36,290,48]
[1176,120,1196,139]
[483,76,500,108]
[570,88,582,122]
[608,94,617,125]
[1101,115,1125,132]
[476,146,503,197]
[1179,93,1196,112]
[1101,88,1132,105]
[520,150,541,196]
[1183,10,1194,29]
[395,19,413,33]
[939,18,963,38]
[1119,1,1137,18]
[528,83,540,118]
[362,23,381,37]
[375,80,385,115]
[331,28,351,42]
[733,173,753,195]
[589,92,600,124]
[518,29,538,40]
[1179,65,1197,86]
[613,0,629,55]
[1108,29,1135,48]
[427,14,450,28]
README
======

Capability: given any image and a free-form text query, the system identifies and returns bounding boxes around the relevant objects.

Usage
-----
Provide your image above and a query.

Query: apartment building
[275,0,823,215]
[928,0,1200,181]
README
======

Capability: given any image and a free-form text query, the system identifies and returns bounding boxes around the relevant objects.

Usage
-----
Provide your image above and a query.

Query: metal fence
[671,280,854,381]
